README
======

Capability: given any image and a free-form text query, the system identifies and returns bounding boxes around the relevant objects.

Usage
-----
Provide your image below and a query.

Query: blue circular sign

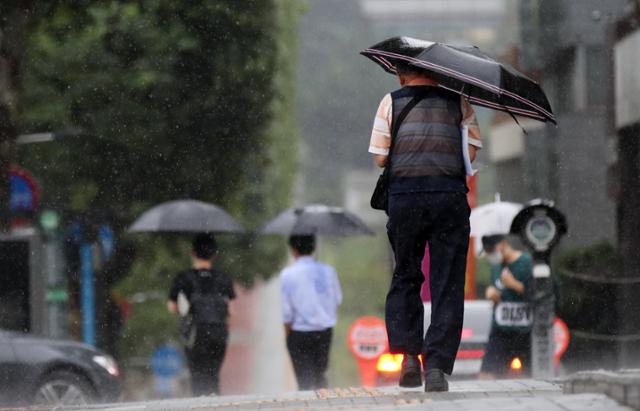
[150,345,184,377]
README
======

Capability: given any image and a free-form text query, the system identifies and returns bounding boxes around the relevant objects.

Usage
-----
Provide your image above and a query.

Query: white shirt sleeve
[368,94,393,155]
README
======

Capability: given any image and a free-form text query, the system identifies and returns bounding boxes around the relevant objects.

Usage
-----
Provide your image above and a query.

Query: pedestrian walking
[479,234,533,379]
[368,61,482,391]
[167,233,235,395]
[280,235,342,390]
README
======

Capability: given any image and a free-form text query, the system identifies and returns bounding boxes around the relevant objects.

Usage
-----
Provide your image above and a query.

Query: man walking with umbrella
[264,204,370,388]
[368,60,481,391]
[280,235,342,390]
[167,233,236,395]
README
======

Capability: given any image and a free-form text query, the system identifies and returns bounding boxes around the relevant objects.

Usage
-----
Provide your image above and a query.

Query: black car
[0,330,122,406]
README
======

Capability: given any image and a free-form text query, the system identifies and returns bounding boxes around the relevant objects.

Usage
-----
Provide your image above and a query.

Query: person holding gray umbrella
[129,199,244,395]
[280,234,342,390]
[264,204,371,389]
[167,233,235,396]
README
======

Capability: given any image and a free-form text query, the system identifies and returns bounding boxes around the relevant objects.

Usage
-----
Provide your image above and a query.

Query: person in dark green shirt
[479,234,533,379]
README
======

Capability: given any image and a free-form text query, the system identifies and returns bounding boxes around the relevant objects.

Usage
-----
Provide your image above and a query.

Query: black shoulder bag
[370,92,428,212]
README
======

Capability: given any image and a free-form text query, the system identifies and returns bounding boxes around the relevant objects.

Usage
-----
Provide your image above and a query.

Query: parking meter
[510,199,567,379]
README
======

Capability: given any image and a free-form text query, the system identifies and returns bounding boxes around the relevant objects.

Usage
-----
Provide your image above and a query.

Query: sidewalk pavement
[43,379,632,411]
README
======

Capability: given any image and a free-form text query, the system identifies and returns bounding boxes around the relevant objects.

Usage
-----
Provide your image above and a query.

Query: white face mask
[486,250,504,266]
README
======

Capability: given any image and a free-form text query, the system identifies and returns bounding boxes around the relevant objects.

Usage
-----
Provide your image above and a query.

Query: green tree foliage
[16,0,301,355]
[21,1,296,223]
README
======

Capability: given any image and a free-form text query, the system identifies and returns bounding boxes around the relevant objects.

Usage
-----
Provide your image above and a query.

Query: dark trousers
[386,192,470,375]
[185,324,228,395]
[286,329,332,390]
[480,328,531,376]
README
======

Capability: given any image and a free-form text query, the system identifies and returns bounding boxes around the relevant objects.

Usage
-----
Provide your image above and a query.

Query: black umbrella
[128,199,244,233]
[262,204,374,237]
[361,36,555,124]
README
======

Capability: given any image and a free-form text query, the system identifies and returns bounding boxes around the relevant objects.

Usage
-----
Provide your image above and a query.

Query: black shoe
[399,355,422,388]
[424,369,449,392]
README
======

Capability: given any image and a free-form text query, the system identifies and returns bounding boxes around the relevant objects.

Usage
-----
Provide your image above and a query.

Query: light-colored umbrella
[128,199,244,233]
[262,204,374,237]
[470,194,522,254]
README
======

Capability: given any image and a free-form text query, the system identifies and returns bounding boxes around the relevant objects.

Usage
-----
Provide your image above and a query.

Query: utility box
[0,228,45,334]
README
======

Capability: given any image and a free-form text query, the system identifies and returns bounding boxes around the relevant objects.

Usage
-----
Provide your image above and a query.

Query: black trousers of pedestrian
[286,328,332,390]
[386,192,470,375]
[185,324,229,395]
[480,327,531,376]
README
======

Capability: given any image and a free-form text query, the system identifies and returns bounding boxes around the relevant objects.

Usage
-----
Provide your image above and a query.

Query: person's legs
[311,329,333,388]
[186,346,215,395]
[511,331,532,377]
[287,331,316,390]
[385,193,429,356]
[187,326,228,395]
[423,193,470,375]
[479,327,508,379]
[207,328,229,394]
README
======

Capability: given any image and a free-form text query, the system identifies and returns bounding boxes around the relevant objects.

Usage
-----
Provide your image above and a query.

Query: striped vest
[389,86,467,194]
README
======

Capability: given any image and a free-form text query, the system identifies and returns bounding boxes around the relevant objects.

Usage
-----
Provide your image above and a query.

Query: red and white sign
[348,316,388,360]
[347,316,388,387]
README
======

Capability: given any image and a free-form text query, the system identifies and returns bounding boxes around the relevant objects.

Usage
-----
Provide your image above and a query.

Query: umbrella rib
[363,48,555,122]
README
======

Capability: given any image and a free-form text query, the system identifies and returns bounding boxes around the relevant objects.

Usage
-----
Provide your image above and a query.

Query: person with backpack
[167,233,235,395]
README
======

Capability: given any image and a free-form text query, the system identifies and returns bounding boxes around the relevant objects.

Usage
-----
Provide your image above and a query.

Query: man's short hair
[192,233,218,259]
[481,234,506,254]
[395,61,425,76]
[481,234,523,254]
[288,235,316,255]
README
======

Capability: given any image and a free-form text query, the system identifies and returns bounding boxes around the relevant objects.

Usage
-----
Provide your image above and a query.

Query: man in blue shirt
[280,235,342,390]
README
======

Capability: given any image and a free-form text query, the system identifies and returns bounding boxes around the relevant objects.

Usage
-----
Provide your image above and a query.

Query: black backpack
[188,269,229,326]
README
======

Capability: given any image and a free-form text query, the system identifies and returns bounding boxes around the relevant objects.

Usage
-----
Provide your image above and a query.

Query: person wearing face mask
[479,234,533,379]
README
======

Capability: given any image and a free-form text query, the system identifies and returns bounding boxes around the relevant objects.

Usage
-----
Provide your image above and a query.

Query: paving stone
[326,397,354,406]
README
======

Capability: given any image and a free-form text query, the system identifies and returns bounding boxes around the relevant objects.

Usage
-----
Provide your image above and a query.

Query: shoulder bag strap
[386,90,429,170]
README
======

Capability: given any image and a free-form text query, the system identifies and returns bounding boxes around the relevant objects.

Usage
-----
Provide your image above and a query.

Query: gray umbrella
[262,204,374,237]
[128,199,244,233]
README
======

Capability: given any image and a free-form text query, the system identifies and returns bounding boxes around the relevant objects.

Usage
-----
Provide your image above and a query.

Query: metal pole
[80,244,95,346]
[44,236,68,339]
[531,261,555,379]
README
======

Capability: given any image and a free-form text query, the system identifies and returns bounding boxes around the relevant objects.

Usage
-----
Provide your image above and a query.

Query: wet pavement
[32,378,633,411]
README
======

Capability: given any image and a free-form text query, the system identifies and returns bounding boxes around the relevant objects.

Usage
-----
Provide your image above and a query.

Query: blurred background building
[492,0,627,248]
